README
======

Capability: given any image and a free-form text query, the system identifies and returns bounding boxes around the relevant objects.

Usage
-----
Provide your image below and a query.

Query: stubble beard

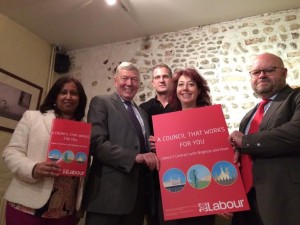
[256,85,273,95]
[157,89,169,95]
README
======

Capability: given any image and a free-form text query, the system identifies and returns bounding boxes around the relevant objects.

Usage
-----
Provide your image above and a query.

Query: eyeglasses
[249,66,284,77]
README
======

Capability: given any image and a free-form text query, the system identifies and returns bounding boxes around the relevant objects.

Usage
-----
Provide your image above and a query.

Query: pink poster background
[48,119,91,176]
[153,104,249,220]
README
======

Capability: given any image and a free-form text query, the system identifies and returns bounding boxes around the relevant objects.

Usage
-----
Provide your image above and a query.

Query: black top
[140,96,173,135]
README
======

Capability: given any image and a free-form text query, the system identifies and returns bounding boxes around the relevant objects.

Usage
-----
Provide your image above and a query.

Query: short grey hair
[116,62,139,75]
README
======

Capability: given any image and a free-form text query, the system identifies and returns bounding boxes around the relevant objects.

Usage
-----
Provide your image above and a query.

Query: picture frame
[0,68,43,133]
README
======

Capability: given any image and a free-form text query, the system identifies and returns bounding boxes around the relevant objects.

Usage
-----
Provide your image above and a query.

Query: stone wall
[67,8,300,132]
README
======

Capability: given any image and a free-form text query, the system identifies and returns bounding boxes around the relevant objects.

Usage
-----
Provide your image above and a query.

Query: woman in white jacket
[3,76,87,225]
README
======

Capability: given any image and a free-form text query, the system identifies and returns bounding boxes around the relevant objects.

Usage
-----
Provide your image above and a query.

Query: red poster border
[153,105,249,220]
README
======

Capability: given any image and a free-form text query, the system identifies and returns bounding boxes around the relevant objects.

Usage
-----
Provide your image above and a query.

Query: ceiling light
[105,0,117,6]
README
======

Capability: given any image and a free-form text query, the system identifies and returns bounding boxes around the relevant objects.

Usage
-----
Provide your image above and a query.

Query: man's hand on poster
[135,152,160,171]
[149,135,156,152]
[134,135,160,171]
[229,130,244,167]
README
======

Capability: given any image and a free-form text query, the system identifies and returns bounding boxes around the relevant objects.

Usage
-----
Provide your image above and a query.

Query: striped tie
[124,101,147,153]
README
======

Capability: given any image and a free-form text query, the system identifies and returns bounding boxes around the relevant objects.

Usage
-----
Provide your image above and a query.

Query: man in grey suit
[84,62,160,225]
[229,53,300,225]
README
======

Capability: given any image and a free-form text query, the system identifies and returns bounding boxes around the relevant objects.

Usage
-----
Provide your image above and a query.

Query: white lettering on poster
[198,199,245,212]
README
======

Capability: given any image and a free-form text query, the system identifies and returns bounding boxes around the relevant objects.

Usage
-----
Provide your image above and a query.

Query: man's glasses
[249,66,284,77]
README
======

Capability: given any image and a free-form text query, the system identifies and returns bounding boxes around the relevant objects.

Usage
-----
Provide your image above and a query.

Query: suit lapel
[260,85,293,130]
[43,110,56,134]
[134,102,151,151]
[112,92,136,131]
[135,104,150,136]
[112,92,150,151]
[240,86,293,132]
[240,107,256,132]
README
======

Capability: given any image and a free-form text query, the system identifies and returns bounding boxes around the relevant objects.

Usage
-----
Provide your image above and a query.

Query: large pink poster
[152,104,249,220]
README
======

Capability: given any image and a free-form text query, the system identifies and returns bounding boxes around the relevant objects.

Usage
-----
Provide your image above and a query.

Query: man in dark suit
[229,53,300,225]
[84,62,160,225]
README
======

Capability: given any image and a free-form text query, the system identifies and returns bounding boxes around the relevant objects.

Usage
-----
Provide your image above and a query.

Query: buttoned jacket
[239,85,300,225]
[84,92,151,214]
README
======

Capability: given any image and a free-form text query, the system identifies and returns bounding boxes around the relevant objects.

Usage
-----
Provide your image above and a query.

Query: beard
[256,85,273,95]
[157,89,169,95]
[254,80,285,97]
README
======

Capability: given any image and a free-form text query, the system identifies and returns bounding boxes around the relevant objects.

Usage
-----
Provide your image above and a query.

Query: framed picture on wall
[0,68,43,133]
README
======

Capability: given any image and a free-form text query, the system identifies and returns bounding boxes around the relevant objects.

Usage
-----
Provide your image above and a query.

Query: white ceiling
[1,0,300,51]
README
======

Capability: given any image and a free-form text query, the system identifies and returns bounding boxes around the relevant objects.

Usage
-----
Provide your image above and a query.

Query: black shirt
[140,96,173,135]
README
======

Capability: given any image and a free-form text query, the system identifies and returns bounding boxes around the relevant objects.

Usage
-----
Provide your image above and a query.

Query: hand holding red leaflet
[32,161,61,178]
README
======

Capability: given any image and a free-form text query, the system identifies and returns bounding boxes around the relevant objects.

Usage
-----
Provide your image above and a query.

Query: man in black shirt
[140,63,174,225]
[140,63,173,135]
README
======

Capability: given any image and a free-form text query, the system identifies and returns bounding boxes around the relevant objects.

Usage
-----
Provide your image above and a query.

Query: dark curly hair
[170,68,211,111]
[39,76,87,121]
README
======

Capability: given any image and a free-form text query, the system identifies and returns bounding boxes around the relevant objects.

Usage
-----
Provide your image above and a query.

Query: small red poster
[48,119,91,176]
[152,104,249,220]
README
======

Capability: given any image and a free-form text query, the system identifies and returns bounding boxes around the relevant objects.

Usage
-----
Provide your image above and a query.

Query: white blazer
[2,110,84,210]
